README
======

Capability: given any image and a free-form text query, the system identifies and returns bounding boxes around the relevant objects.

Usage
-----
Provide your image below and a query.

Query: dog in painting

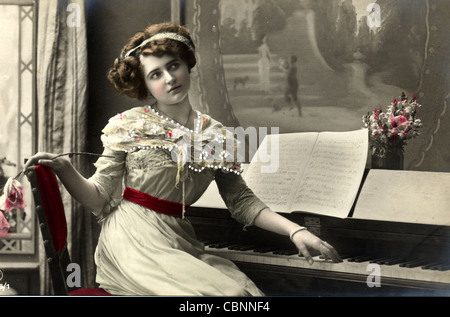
[233,76,250,90]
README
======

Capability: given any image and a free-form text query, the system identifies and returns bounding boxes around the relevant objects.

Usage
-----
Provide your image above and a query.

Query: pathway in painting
[222,9,403,133]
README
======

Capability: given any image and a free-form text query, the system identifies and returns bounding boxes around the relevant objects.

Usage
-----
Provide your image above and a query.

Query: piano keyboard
[203,242,450,286]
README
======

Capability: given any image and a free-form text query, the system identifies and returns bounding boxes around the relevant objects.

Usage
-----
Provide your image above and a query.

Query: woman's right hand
[24,152,71,174]
[23,152,106,212]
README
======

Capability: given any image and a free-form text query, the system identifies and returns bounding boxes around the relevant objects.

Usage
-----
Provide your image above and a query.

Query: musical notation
[244,129,368,218]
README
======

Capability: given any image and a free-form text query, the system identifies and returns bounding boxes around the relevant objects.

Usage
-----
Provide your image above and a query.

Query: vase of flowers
[371,144,404,170]
[362,92,422,170]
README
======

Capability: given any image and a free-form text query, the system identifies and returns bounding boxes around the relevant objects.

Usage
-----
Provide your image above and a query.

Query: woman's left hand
[290,229,342,265]
[253,208,343,265]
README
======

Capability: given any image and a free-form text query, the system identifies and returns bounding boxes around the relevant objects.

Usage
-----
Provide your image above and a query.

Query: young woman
[24,22,341,296]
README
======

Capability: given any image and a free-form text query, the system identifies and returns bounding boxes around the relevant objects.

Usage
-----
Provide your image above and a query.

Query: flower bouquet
[0,176,27,238]
[362,92,422,169]
[0,152,110,238]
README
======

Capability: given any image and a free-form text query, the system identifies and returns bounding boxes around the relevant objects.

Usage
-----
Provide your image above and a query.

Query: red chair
[26,164,111,296]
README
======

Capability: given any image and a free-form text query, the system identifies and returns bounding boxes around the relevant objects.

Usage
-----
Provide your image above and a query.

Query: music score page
[244,129,368,218]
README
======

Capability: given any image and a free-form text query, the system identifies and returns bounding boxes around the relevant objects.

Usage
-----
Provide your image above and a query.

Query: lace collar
[101,105,243,183]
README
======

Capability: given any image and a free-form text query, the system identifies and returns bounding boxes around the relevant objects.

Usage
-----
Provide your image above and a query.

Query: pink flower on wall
[0,211,10,238]
[3,177,27,213]
[0,177,27,237]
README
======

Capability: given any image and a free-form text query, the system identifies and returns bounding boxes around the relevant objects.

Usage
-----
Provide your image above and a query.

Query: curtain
[37,0,93,294]
[186,0,240,127]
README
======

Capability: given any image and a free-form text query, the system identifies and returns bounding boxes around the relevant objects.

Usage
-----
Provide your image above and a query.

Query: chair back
[27,164,71,295]
[26,164,112,296]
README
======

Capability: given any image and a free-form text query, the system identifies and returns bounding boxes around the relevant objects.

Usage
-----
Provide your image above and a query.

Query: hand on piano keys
[202,239,450,294]
[289,227,343,265]
[253,208,343,265]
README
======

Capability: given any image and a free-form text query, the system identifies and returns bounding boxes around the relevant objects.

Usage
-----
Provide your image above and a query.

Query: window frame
[0,0,38,257]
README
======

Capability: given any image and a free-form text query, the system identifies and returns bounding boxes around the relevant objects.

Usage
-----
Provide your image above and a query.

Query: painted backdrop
[186,0,450,172]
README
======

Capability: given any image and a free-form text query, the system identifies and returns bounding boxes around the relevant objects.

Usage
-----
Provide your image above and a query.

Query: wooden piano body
[187,202,450,296]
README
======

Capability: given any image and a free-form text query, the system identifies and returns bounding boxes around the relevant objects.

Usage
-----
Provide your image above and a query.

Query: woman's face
[140,54,191,106]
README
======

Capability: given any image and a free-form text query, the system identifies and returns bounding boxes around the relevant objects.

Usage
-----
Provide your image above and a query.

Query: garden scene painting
[218,0,428,134]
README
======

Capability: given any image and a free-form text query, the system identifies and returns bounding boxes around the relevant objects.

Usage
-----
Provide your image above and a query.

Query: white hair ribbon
[124,32,194,58]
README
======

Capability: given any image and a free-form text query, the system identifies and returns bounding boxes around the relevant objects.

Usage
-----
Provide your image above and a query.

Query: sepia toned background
[0,0,449,295]
[86,0,450,173]
[183,0,450,172]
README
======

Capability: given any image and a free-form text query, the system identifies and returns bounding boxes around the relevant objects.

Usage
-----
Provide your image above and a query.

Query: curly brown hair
[107,22,196,100]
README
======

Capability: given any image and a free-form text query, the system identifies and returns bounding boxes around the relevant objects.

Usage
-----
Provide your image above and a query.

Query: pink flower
[389,131,398,140]
[3,177,27,213]
[389,114,409,130]
[0,211,10,238]
[373,106,382,120]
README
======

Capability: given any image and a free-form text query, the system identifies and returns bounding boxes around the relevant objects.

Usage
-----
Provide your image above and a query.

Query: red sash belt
[122,187,189,217]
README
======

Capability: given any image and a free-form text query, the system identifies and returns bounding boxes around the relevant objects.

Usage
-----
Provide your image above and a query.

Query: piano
[187,171,450,296]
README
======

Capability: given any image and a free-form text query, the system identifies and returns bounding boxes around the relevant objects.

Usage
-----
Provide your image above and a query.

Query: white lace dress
[88,106,267,296]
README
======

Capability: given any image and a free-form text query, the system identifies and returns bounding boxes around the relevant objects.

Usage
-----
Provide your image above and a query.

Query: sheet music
[291,130,368,217]
[244,132,317,212]
[245,129,368,218]
[193,129,368,219]
[353,169,450,226]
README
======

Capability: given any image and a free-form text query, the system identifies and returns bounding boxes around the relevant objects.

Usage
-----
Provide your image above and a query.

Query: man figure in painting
[280,55,302,116]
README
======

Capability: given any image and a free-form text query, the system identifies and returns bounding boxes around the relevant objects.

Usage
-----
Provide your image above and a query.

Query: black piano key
[209,241,236,249]
[253,246,278,253]
[421,262,443,270]
[282,249,299,256]
[399,259,429,268]
[227,244,240,250]
[202,240,219,246]
[227,243,247,250]
[226,243,246,250]
[338,254,354,260]
[437,265,450,271]
[232,244,257,251]
[382,258,405,265]
[352,256,374,262]
[273,249,298,255]
[428,265,443,271]
[429,263,450,271]
[318,255,342,261]
[398,259,414,267]
[346,255,366,262]
[421,261,449,270]
[369,257,390,264]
